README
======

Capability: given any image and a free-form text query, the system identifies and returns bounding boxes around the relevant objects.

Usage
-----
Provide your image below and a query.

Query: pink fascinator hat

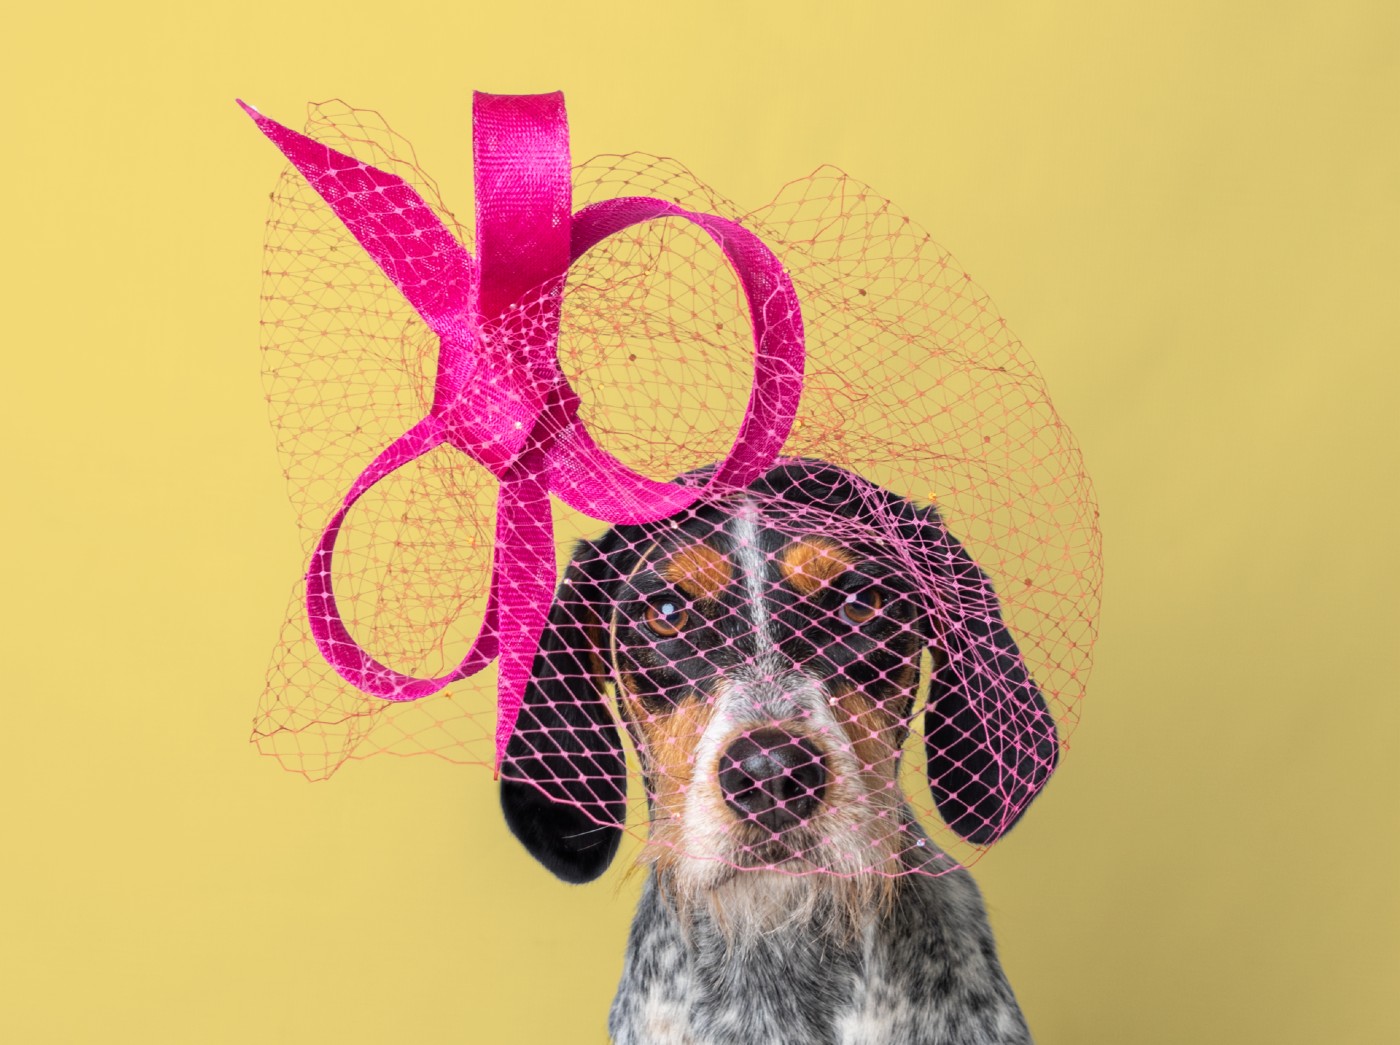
[244,93,1100,878]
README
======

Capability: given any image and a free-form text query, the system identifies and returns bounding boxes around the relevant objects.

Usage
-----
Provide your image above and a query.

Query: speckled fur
[609,823,1032,1045]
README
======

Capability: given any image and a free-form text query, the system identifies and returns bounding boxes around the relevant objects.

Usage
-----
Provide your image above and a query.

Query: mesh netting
[252,101,1100,878]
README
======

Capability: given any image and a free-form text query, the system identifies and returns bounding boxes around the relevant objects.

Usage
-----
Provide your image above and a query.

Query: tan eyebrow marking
[779,537,855,595]
[660,542,733,601]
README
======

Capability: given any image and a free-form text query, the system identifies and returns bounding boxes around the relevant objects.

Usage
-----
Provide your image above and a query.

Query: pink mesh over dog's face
[500,459,1057,882]
[251,101,1101,879]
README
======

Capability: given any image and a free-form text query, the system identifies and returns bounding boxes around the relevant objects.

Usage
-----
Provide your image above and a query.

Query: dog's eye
[645,598,690,637]
[839,589,883,625]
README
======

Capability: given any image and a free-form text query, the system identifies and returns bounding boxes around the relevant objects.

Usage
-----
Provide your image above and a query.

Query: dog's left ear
[895,499,1059,845]
[499,535,628,884]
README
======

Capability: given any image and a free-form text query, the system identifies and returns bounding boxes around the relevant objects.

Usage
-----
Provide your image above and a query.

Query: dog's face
[604,496,927,880]
[500,460,1058,887]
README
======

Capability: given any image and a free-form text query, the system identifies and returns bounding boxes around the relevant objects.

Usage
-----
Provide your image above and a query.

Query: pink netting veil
[248,95,1100,880]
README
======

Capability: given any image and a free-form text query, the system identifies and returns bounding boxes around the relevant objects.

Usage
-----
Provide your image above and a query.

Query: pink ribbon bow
[240,92,806,768]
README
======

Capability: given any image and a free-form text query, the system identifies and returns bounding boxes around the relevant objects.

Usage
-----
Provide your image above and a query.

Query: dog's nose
[718,728,828,832]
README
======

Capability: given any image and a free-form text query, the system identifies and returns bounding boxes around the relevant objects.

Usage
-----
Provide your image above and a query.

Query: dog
[500,459,1059,1044]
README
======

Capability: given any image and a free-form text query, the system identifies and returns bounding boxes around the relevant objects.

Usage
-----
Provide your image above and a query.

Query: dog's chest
[609,872,1032,1045]
[613,927,936,1045]
[613,918,870,1045]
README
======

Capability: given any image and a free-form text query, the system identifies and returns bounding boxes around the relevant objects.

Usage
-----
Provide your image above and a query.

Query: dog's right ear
[894,499,1059,846]
[499,535,628,884]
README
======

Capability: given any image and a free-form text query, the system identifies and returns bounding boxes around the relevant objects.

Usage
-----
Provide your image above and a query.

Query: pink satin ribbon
[240,92,806,767]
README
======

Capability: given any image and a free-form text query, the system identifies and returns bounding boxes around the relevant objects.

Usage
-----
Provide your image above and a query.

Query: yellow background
[3,2,1396,1042]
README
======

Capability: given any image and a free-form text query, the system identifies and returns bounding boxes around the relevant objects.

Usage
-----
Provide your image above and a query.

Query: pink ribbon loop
[241,92,806,765]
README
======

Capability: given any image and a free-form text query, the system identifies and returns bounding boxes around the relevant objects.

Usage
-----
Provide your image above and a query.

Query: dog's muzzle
[718,728,829,833]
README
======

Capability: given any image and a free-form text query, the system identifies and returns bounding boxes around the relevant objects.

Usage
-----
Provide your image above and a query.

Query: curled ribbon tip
[245,93,807,768]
